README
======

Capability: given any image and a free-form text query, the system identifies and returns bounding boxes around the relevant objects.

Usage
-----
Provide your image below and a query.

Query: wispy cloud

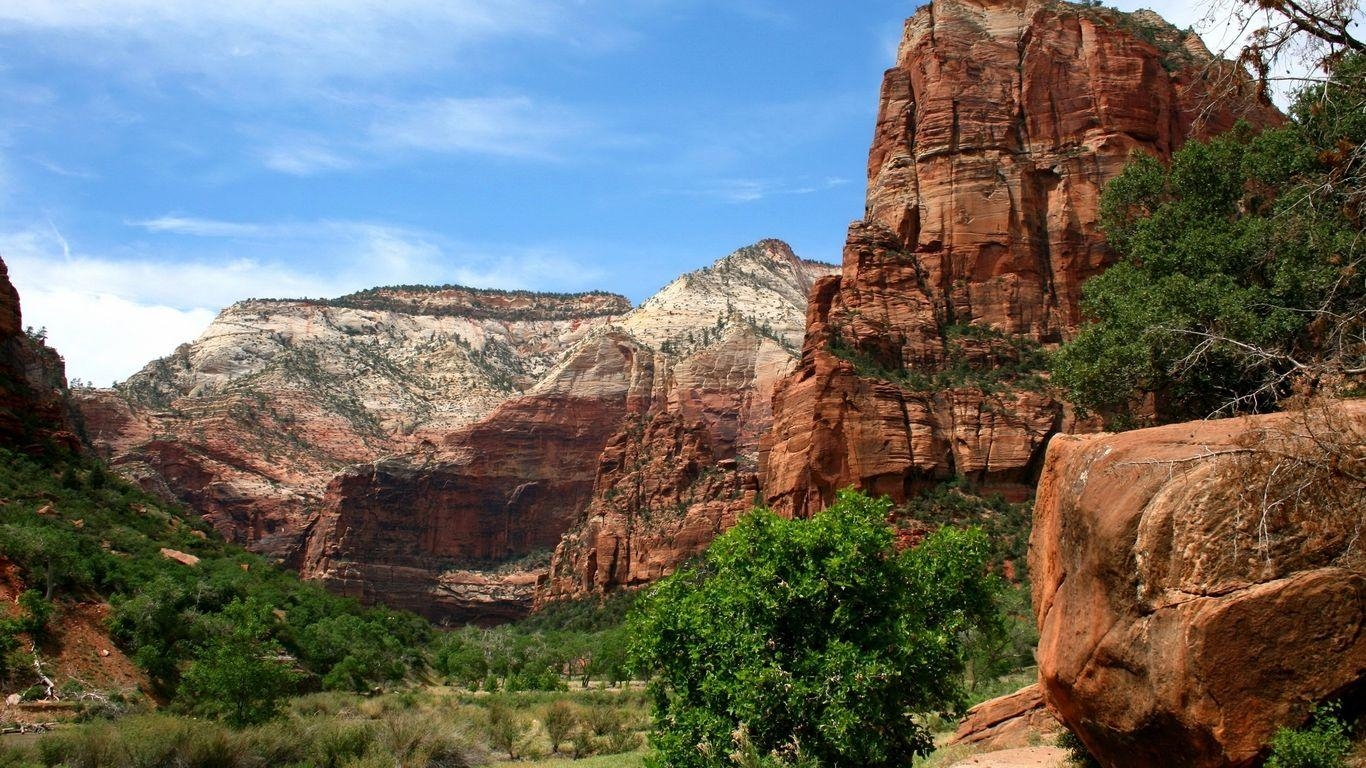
[0,1,568,91]
[3,216,607,382]
[259,145,355,176]
[242,94,606,175]
[370,96,593,161]
[681,176,851,204]
[27,156,98,179]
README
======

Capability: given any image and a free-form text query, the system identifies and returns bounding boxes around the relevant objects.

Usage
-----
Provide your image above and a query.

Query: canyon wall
[80,242,832,619]
[761,0,1280,516]
[540,240,832,601]
[77,288,629,563]
[0,255,81,454]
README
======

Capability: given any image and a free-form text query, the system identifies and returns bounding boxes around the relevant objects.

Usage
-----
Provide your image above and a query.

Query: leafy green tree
[0,619,17,682]
[628,490,1000,768]
[1054,53,1366,423]
[1266,704,1352,768]
[177,598,301,726]
[16,590,52,639]
[294,613,406,692]
[0,524,95,599]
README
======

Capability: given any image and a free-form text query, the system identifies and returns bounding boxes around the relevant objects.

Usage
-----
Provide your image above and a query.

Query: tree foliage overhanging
[1053,52,1365,424]
[627,490,1001,768]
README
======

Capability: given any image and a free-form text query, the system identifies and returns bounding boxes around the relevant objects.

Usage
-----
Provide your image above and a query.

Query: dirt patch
[948,746,1069,768]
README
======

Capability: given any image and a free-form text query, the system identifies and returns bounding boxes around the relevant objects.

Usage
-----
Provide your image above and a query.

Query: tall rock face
[0,255,81,453]
[298,331,654,622]
[761,0,1281,516]
[541,241,833,601]
[1031,401,1366,768]
[77,287,629,563]
[82,242,833,620]
[304,241,833,617]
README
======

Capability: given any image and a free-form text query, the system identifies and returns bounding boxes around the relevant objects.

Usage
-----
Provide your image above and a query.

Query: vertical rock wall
[762,0,1280,516]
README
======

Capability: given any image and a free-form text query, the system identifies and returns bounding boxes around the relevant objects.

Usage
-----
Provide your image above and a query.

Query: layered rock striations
[761,0,1280,516]
[82,242,833,619]
[78,287,629,562]
[541,241,833,600]
[1030,401,1366,767]
[303,241,833,616]
[298,331,653,622]
[0,255,81,454]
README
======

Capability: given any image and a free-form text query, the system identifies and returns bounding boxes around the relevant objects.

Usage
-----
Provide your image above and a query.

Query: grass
[518,746,648,768]
[1,685,651,767]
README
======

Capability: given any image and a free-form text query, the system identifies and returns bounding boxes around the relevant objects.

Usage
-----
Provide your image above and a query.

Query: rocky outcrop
[77,287,629,562]
[539,242,833,602]
[950,684,1061,751]
[0,255,81,454]
[298,332,652,622]
[81,241,832,619]
[307,241,832,616]
[1030,401,1366,767]
[761,0,1281,516]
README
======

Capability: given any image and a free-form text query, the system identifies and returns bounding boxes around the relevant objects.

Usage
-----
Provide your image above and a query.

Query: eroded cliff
[0,255,81,455]
[761,0,1280,516]
[539,241,833,601]
[78,287,628,563]
[303,241,832,617]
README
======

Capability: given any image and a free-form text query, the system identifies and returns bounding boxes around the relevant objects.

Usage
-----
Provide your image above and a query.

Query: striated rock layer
[761,0,1280,516]
[299,332,652,622]
[83,241,832,619]
[1031,401,1366,767]
[540,241,833,601]
[0,255,81,454]
[303,241,833,616]
[78,287,629,563]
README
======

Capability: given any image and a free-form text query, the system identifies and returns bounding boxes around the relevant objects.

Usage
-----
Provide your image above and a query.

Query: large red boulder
[1031,401,1366,767]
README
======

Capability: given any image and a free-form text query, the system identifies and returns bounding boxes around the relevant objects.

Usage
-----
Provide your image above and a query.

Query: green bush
[1054,52,1366,424]
[176,599,302,726]
[1266,705,1352,768]
[1057,728,1102,768]
[629,490,1001,768]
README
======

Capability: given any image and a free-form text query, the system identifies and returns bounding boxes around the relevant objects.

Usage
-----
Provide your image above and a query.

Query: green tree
[294,613,407,692]
[177,598,301,726]
[628,490,1000,768]
[0,524,94,599]
[1054,53,1366,423]
[16,590,52,639]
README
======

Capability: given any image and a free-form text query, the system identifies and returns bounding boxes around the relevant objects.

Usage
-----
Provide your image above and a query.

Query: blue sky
[0,0,1314,385]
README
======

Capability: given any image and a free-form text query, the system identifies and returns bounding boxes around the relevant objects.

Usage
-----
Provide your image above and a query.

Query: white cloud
[683,176,850,204]
[369,96,592,161]
[1,217,606,382]
[21,287,215,387]
[0,1,567,90]
[259,145,355,176]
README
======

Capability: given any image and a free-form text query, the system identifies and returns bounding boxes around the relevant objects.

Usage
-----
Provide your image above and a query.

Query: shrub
[543,700,577,754]
[629,490,1001,768]
[1266,705,1352,768]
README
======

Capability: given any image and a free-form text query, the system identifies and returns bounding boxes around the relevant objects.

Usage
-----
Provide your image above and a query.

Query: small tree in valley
[628,490,1000,768]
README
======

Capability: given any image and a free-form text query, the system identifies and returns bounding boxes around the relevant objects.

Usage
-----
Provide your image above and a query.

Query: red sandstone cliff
[77,288,629,564]
[761,0,1281,516]
[298,331,652,622]
[1031,401,1366,767]
[0,255,81,454]
[80,242,831,620]
[304,241,832,617]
